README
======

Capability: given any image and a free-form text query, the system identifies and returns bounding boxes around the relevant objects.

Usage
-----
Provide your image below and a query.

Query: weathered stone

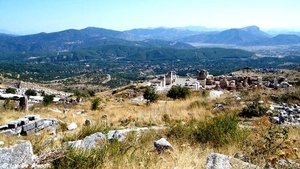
[0,141,35,169]
[206,153,231,169]
[84,119,91,126]
[81,132,106,149]
[64,132,106,150]
[107,130,126,142]
[67,122,77,131]
[206,153,258,169]
[154,138,173,154]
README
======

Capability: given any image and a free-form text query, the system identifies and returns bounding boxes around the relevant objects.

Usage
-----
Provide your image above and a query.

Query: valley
[0,25,300,168]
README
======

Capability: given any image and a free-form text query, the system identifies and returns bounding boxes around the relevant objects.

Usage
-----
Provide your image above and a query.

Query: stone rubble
[206,153,259,169]
[0,115,57,136]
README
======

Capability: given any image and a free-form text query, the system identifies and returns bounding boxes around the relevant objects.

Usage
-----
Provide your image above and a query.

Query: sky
[0,0,299,34]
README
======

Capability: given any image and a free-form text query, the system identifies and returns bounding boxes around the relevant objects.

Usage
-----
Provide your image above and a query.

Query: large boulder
[0,141,35,169]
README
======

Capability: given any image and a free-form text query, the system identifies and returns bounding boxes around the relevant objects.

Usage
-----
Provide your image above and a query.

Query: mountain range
[0,25,300,56]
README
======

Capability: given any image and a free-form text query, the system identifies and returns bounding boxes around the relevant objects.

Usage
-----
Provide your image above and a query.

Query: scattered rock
[84,119,91,126]
[209,90,224,98]
[81,132,106,149]
[67,122,77,131]
[258,100,264,104]
[206,153,231,169]
[107,130,126,142]
[206,153,258,169]
[0,140,35,169]
[154,138,173,154]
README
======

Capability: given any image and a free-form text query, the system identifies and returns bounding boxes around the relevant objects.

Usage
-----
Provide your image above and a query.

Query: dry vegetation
[0,76,300,168]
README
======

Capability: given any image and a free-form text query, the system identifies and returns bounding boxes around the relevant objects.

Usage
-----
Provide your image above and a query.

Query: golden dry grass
[0,85,299,168]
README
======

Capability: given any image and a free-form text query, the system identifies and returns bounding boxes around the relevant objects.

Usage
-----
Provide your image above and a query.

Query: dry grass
[0,84,300,168]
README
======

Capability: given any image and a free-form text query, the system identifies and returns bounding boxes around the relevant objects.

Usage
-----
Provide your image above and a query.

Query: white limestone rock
[0,140,35,169]
[154,138,173,154]
[81,132,106,149]
[67,122,77,131]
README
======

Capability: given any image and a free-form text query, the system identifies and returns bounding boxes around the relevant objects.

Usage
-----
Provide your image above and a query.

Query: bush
[43,94,55,106]
[143,86,159,106]
[239,102,268,118]
[25,89,37,97]
[5,87,16,94]
[167,86,191,100]
[166,113,246,147]
[241,125,290,167]
[193,113,245,147]
[91,97,101,111]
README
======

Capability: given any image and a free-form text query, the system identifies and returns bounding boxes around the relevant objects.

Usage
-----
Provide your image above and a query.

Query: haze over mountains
[0,25,300,55]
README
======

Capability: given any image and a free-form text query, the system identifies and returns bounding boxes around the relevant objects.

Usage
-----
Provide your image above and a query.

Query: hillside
[0,27,195,55]
[0,70,300,168]
[180,26,271,45]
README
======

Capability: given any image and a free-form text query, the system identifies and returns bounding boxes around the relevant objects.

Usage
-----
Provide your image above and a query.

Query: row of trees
[143,85,191,106]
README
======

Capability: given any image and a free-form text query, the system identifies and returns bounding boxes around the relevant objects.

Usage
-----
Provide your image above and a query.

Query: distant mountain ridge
[0,25,300,56]
[0,27,195,55]
[179,26,272,45]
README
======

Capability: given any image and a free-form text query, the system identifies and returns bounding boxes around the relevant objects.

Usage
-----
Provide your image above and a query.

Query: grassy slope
[0,78,300,168]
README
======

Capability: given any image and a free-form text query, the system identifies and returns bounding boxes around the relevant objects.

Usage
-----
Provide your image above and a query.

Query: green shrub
[241,125,290,167]
[167,86,191,100]
[91,97,101,111]
[193,113,245,147]
[143,86,159,106]
[43,94,55,106]
[5,87,16,94]
[239,102,268,118]
[25,89,37,97]
[166,120,196,142]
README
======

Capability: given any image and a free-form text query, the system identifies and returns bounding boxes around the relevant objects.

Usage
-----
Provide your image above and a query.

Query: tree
[5,87,16,94]
[167,86,191,100]
[143,86,159,106]
[25,89,37,97]
[91,97,101,110]
[43,94,55,106]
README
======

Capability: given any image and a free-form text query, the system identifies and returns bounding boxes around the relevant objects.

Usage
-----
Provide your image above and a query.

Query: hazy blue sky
[0,0,299,34]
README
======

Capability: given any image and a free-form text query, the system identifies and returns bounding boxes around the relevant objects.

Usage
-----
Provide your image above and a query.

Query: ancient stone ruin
[0,115,57,136]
